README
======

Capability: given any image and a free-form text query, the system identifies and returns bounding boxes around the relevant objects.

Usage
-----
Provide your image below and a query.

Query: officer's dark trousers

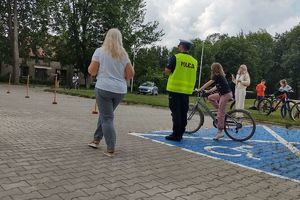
[168,92,189,138]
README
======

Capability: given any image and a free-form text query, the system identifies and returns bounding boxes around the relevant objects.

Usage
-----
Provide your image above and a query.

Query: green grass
[231,99,299,128]
[45,88,300,127]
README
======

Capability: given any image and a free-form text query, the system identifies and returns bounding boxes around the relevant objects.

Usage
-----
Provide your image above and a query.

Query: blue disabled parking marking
[129,125,300,183]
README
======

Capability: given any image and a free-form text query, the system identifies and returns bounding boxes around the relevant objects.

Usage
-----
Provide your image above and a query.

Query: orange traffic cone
[52,74,58,104]
[92,102,98,114]
[25,75,30,98]
[6,73,11,94]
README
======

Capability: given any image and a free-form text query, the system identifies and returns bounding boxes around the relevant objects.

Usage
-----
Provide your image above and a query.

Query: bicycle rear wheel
[291,102,300,122]
[258,98,272,115]
[224,109,256,141]
[185,103,204,134]
[280,100,296,119]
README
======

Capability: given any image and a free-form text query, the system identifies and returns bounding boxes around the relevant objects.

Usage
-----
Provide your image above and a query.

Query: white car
[138,82,158,95]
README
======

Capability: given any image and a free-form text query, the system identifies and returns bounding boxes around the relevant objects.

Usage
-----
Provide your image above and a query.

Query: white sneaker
[213,131,224,140]
[88,141,99,148]
[103,151,115,157]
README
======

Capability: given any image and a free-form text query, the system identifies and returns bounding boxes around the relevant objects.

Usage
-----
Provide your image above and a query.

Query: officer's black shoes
[165,135,182,142]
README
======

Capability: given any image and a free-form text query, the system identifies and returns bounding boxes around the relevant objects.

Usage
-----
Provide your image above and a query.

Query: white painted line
[128,132,300,183]
[130,133,300,145]
[263,126,300,157]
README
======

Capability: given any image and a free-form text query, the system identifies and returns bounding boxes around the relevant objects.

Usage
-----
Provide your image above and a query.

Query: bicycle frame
[194,96,217,121]
[190,94,243,132]
[271,93,288,111]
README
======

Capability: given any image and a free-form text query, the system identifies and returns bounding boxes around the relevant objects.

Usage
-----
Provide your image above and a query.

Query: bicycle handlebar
[193,89,210,98]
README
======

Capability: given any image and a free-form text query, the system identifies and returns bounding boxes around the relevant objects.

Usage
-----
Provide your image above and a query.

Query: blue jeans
[256,96,264,101]
[94,88,124,151]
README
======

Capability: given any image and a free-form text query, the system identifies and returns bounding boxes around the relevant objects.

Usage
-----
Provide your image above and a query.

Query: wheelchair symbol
[204,145,260,160]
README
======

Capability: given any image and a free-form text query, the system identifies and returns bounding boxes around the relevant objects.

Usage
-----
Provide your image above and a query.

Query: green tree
[133,46,168,93]
[246,30,274,89]
[280,24,300,98]
[3,0,20,84]
[213,33,259,89]
[0,0,52,83]
[18,0,52,59]
[0,0,9,66]
[191,38,216,87]
[50,0,163,86]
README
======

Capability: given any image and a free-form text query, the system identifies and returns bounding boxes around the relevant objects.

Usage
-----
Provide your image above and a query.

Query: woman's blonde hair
[238,64,248,75]
[280,79,287,86]
[211,63,225,79]
[102,28,128,60]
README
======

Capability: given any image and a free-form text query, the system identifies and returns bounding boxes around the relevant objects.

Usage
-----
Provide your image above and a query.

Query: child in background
[256,79,266,101]
[275,79,293,99]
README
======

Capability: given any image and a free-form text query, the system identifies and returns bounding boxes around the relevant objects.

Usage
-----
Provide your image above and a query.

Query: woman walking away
[232,64,250,111]
[87,28,134,157]
[199,63,233,140]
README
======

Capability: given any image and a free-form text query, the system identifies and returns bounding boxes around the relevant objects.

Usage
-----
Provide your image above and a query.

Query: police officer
[165,39,198,141]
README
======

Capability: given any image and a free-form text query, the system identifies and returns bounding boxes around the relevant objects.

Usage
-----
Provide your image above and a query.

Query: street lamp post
[130,44,141,93]
[130,51,136,93]
[198,41,204,88]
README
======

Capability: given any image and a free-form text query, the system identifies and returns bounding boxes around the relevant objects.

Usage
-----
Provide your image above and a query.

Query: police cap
[178,39,193,50]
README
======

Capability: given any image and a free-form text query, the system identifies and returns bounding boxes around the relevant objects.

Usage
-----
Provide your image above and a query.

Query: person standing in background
[232,64,250,110]
[72,73,80,89]
[55,71,60,88]
[87,28,134,157]
[256,79,266,101]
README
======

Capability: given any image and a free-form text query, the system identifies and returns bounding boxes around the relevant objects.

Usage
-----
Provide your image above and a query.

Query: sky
[144,0,300,48]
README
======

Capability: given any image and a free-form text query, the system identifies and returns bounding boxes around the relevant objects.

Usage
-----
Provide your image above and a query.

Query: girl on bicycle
[199,63,233,140]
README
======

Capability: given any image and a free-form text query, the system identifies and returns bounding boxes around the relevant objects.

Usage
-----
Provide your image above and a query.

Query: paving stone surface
[0,84,299,200]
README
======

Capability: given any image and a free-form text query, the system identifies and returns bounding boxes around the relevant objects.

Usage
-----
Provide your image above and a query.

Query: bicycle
[186,90,256,141]
[290,102,300,122]
[256,94,275,114]
[257,92,296,118]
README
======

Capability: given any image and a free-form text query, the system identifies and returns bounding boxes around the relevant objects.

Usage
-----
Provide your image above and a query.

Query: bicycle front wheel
[185,103,204,134]
[291,102,300,122]
[224,109,256,141]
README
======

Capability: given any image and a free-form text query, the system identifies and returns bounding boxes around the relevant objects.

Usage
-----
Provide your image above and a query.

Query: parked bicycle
[290,102,300,122]
[186,90,256,141]
[257,92,296,118]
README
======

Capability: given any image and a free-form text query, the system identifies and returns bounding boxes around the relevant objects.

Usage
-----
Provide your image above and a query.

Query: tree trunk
[12,0,20,84]
[7,0,13,62]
